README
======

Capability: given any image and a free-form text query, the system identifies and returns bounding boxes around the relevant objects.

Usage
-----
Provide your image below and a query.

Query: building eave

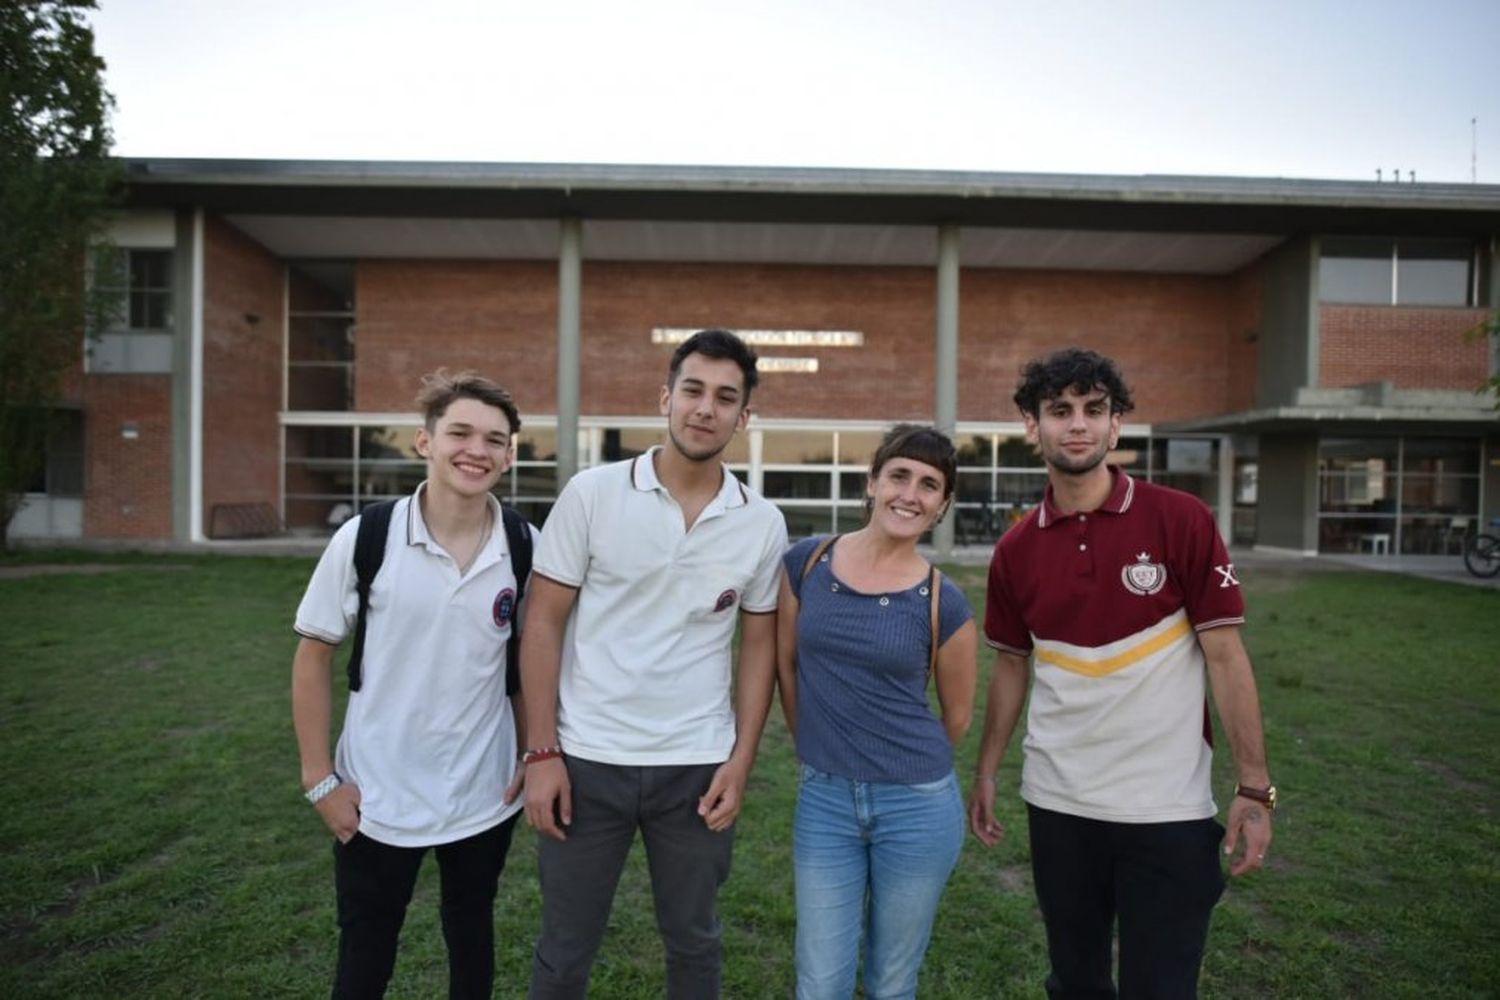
[119,158,1500,234]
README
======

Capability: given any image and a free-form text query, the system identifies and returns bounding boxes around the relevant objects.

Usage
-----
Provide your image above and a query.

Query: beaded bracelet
[522,745,564,765]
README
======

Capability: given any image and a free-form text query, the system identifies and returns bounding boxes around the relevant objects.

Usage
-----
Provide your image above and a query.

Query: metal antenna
[1473,118,1479,183]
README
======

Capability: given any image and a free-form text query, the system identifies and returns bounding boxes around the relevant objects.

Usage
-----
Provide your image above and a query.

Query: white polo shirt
[534,447,787,765]
[295,485,534,847]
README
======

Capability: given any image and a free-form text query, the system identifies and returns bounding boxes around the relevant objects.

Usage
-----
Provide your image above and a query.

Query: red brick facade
[48,212,1496,541]
[202,216,284,522]
[350,259,1261,426]
[1319,305,1491,390]
[81,375,173,538]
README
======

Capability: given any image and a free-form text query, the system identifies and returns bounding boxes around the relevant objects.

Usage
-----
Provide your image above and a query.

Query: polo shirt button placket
[1075,515,1092,575]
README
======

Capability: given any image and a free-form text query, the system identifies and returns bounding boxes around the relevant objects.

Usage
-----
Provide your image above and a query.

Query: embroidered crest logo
[1120,552,1167,596]
[713,589,738,613]
[492,588,516,628]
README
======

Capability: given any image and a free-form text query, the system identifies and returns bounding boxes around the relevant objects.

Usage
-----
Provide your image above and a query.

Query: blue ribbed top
[784,536,974,784]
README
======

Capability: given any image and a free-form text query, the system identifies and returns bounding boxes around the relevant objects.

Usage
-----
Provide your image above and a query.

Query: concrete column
[1254,433,1320,556]
[1217,435,1234,543]
[556,217,582,488]
[170,208,205,542]
[934,223,960,558]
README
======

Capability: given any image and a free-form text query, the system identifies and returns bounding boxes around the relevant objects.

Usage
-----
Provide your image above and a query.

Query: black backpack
[344,498,534,696]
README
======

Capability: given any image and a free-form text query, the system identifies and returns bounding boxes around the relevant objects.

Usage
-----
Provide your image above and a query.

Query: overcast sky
[90,0,1500,183]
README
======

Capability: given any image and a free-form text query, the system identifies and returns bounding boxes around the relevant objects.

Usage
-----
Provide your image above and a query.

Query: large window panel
[763,470,833,500]
[287,262,355,411]
[1397,239,1473,306]
[778,504,835,540]
[288,315,355,411]
[1320,238,1394,304]
[89,247,174,374]
[284,425,355,531]
[762,430,835,464]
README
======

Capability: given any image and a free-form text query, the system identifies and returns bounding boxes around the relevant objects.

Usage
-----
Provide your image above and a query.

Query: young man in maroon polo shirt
[968,348,1274,1000]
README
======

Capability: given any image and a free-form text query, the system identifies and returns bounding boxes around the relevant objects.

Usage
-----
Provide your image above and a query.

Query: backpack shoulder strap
[800,534,840,588]
[346,498,398,693]
[928,565,943,677]
[500,505,534,697]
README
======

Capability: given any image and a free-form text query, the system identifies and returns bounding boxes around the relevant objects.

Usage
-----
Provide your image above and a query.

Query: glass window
[1397,239,1473,306]
[763,470,834,500]
[762,430,835,464]
[284,425,355,531]
[996,435,1044,469]
[89,248,174,374]
[1319,438,1398,516]
[777,504,835,540]
[517,428,557,463]
[95,248,173,333]
[1320,238,1394,304]
[836,430,885,468]
[1318,516,1395,555]
[287,261,355,412]
[513,465,557,499]
[20,409,84,497]
[1401,437,1479,476]
[601,427,658,462]
[838,471,869,501]
[1399,436,1480,518]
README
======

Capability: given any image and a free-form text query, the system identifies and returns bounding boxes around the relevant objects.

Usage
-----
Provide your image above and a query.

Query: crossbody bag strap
[928,565,943,677]
[800,534,840,588]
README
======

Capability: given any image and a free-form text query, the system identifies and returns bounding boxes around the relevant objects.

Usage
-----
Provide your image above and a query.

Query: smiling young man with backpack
[291,370,536,1000]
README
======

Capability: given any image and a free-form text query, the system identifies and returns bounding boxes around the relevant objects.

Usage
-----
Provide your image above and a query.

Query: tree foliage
[0,0,118,546]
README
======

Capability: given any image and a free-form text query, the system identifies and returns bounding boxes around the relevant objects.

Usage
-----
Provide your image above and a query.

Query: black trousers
[331,814,520,1000]
[1027,804,1226,1000]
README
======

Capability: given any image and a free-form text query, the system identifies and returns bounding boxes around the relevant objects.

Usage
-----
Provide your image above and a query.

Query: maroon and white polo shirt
[986,468,1244,823]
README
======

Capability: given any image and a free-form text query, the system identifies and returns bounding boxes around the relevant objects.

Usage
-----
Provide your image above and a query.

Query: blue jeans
[793,764,966,1000]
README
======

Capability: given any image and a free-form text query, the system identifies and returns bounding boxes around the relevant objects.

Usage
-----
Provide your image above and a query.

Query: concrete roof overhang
[1161,406,1500,437]
[121,159,1500,272]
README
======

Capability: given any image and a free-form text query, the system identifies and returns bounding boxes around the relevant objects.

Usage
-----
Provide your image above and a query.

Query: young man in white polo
[291,371,534,1000]
[521,329,787,999]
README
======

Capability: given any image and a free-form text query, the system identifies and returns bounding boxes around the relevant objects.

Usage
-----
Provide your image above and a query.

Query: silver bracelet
[305,773,342,804]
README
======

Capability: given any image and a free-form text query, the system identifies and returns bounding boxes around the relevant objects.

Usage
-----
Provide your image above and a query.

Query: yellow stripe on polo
[1033,611,1193,678]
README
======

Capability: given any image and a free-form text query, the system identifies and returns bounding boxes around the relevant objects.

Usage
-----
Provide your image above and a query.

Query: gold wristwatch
[1234,783,1277,811]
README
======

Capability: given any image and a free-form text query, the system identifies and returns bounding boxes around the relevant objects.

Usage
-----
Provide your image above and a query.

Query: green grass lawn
[2,552,1498,998]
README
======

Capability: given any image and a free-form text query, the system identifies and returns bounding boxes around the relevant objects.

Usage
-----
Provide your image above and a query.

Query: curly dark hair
[668,329,760,404]
[1013,348,1135,418]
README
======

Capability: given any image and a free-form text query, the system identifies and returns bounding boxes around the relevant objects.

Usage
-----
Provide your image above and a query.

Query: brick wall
[959,269,1249,424]
[352,260,1251,426]
[1320,305,1491,390]
[82,375,173,538]
[1226,265,1263,412]
[356,260,557,413]
[202,217,284,527]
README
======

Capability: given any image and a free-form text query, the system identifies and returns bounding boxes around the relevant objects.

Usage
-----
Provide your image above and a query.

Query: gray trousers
[529,757,735,1000]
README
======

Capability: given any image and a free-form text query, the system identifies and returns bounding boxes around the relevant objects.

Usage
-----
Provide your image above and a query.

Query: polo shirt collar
[1036,465,1135,528]
[631,445,748,510]
[404,481,504,557]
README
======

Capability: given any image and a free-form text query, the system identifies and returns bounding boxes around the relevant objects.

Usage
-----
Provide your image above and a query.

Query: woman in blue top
[776,424,979,1000]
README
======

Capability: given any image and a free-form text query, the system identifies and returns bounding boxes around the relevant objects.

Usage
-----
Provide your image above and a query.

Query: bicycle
[1463,518,1500,578]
